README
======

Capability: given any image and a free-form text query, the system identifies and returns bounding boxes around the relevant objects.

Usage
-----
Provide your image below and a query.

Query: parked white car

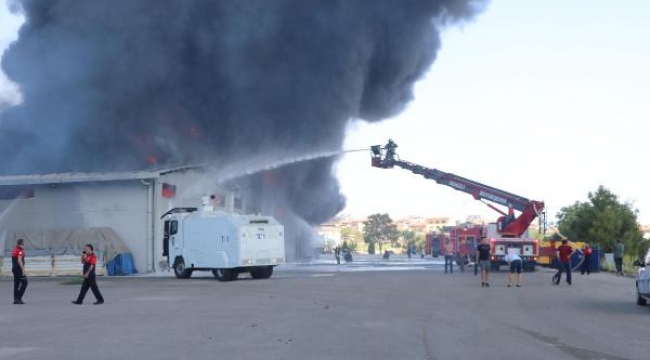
[635,248,650,306]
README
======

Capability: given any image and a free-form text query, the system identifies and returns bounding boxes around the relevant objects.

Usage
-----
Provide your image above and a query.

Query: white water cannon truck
[161,197,285,281]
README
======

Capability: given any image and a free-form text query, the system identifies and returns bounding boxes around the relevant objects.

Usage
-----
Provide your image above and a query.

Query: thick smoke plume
[1,0,487,258]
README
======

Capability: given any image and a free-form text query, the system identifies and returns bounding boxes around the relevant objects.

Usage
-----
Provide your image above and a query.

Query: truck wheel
[212,268,234,282]
[173,258,192,279]
[637,286,647,306]
[524,264,536,272]
[250,266,273,279]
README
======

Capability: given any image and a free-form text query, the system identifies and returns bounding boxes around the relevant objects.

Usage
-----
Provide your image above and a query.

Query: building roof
[0,164,206,186]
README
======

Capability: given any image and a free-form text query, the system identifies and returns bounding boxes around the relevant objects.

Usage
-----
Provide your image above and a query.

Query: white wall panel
[0,181,149,272]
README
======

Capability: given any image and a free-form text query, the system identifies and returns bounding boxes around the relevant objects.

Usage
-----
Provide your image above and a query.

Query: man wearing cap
[11,239,28,304]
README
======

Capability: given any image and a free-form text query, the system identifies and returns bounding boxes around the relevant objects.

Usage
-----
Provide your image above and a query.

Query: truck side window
[170,220,178,235]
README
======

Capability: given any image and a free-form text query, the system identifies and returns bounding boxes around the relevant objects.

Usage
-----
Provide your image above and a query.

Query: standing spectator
[614,240,625,276]
[72,244,105,305]
[581,243,593,275]
[444,239,455,274]
[334,246,341,265]
[457,242,467,273]
[476,237,491,287]
[504,249,523,287]
[554,240,574,285]
[12,239,28,305]
[343,249,353,263]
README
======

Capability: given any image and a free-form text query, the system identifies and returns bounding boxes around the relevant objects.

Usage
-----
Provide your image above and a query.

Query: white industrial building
[0,166,246,274]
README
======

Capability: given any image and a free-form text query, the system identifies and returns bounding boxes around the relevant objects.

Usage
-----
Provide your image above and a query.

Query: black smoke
[1,0,488,258]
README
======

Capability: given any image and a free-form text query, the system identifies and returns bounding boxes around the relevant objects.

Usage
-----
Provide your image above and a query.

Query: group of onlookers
[442,237,625,288]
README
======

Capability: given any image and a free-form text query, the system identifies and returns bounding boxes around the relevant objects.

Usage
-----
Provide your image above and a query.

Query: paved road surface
[0,262,646,360]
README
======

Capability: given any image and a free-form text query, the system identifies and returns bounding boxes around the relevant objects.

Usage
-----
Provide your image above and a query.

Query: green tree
[340,226,363,252]
[557,186,645,257]
[363,213,397,254]
[340,227,354,243]
[413,233,425,253]
[342,240,350,253]
[367,241,376,254]
[348,241,358,252]
[387,225,400,249]
[400,230,424,252]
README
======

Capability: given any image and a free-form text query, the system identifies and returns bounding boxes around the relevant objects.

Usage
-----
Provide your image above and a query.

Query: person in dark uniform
[12,239,28,304]
[501,206,516,230]
[476,237,491,287]
[334,246,341,265]
[384,139,398,161]
[72,244,104,305]
[581,243,593,275]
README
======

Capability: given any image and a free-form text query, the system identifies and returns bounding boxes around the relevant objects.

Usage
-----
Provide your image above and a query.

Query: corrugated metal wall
[0,181,147,272]
[0,168,245,274]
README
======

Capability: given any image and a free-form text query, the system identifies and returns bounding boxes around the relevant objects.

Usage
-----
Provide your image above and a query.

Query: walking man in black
[72,244,104,305]
[614,239,625,276]
[12,239,28,304]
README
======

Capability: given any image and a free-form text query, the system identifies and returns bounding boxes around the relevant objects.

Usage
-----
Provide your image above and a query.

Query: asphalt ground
[1,261,647,360]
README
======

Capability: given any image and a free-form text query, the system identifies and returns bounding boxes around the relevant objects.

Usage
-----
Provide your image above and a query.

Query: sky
[336,0,650,224]
[0,1,649,224]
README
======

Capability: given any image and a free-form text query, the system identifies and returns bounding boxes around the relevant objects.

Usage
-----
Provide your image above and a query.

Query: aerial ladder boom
[370,140,545,237]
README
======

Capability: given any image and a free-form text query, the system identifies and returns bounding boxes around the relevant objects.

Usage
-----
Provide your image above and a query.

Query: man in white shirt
[443,240,455,274]
[504,249,523,287]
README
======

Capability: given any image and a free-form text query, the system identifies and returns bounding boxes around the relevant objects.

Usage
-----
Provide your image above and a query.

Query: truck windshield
[432,240,440,251]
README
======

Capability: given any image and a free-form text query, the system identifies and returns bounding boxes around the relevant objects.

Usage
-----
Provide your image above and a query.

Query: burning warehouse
[0,0,488,273]
[0,166,253,274]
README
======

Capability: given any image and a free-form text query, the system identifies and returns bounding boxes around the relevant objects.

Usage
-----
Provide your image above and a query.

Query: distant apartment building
[394,216,454,234]
[317,215,458,244]
[318,222,342,244]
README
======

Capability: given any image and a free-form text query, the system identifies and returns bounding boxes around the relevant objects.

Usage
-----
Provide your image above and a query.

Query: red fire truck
[452,224,482,265]
[424,224,483,263]
[371,140,544,271]
[425,233,445,257]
